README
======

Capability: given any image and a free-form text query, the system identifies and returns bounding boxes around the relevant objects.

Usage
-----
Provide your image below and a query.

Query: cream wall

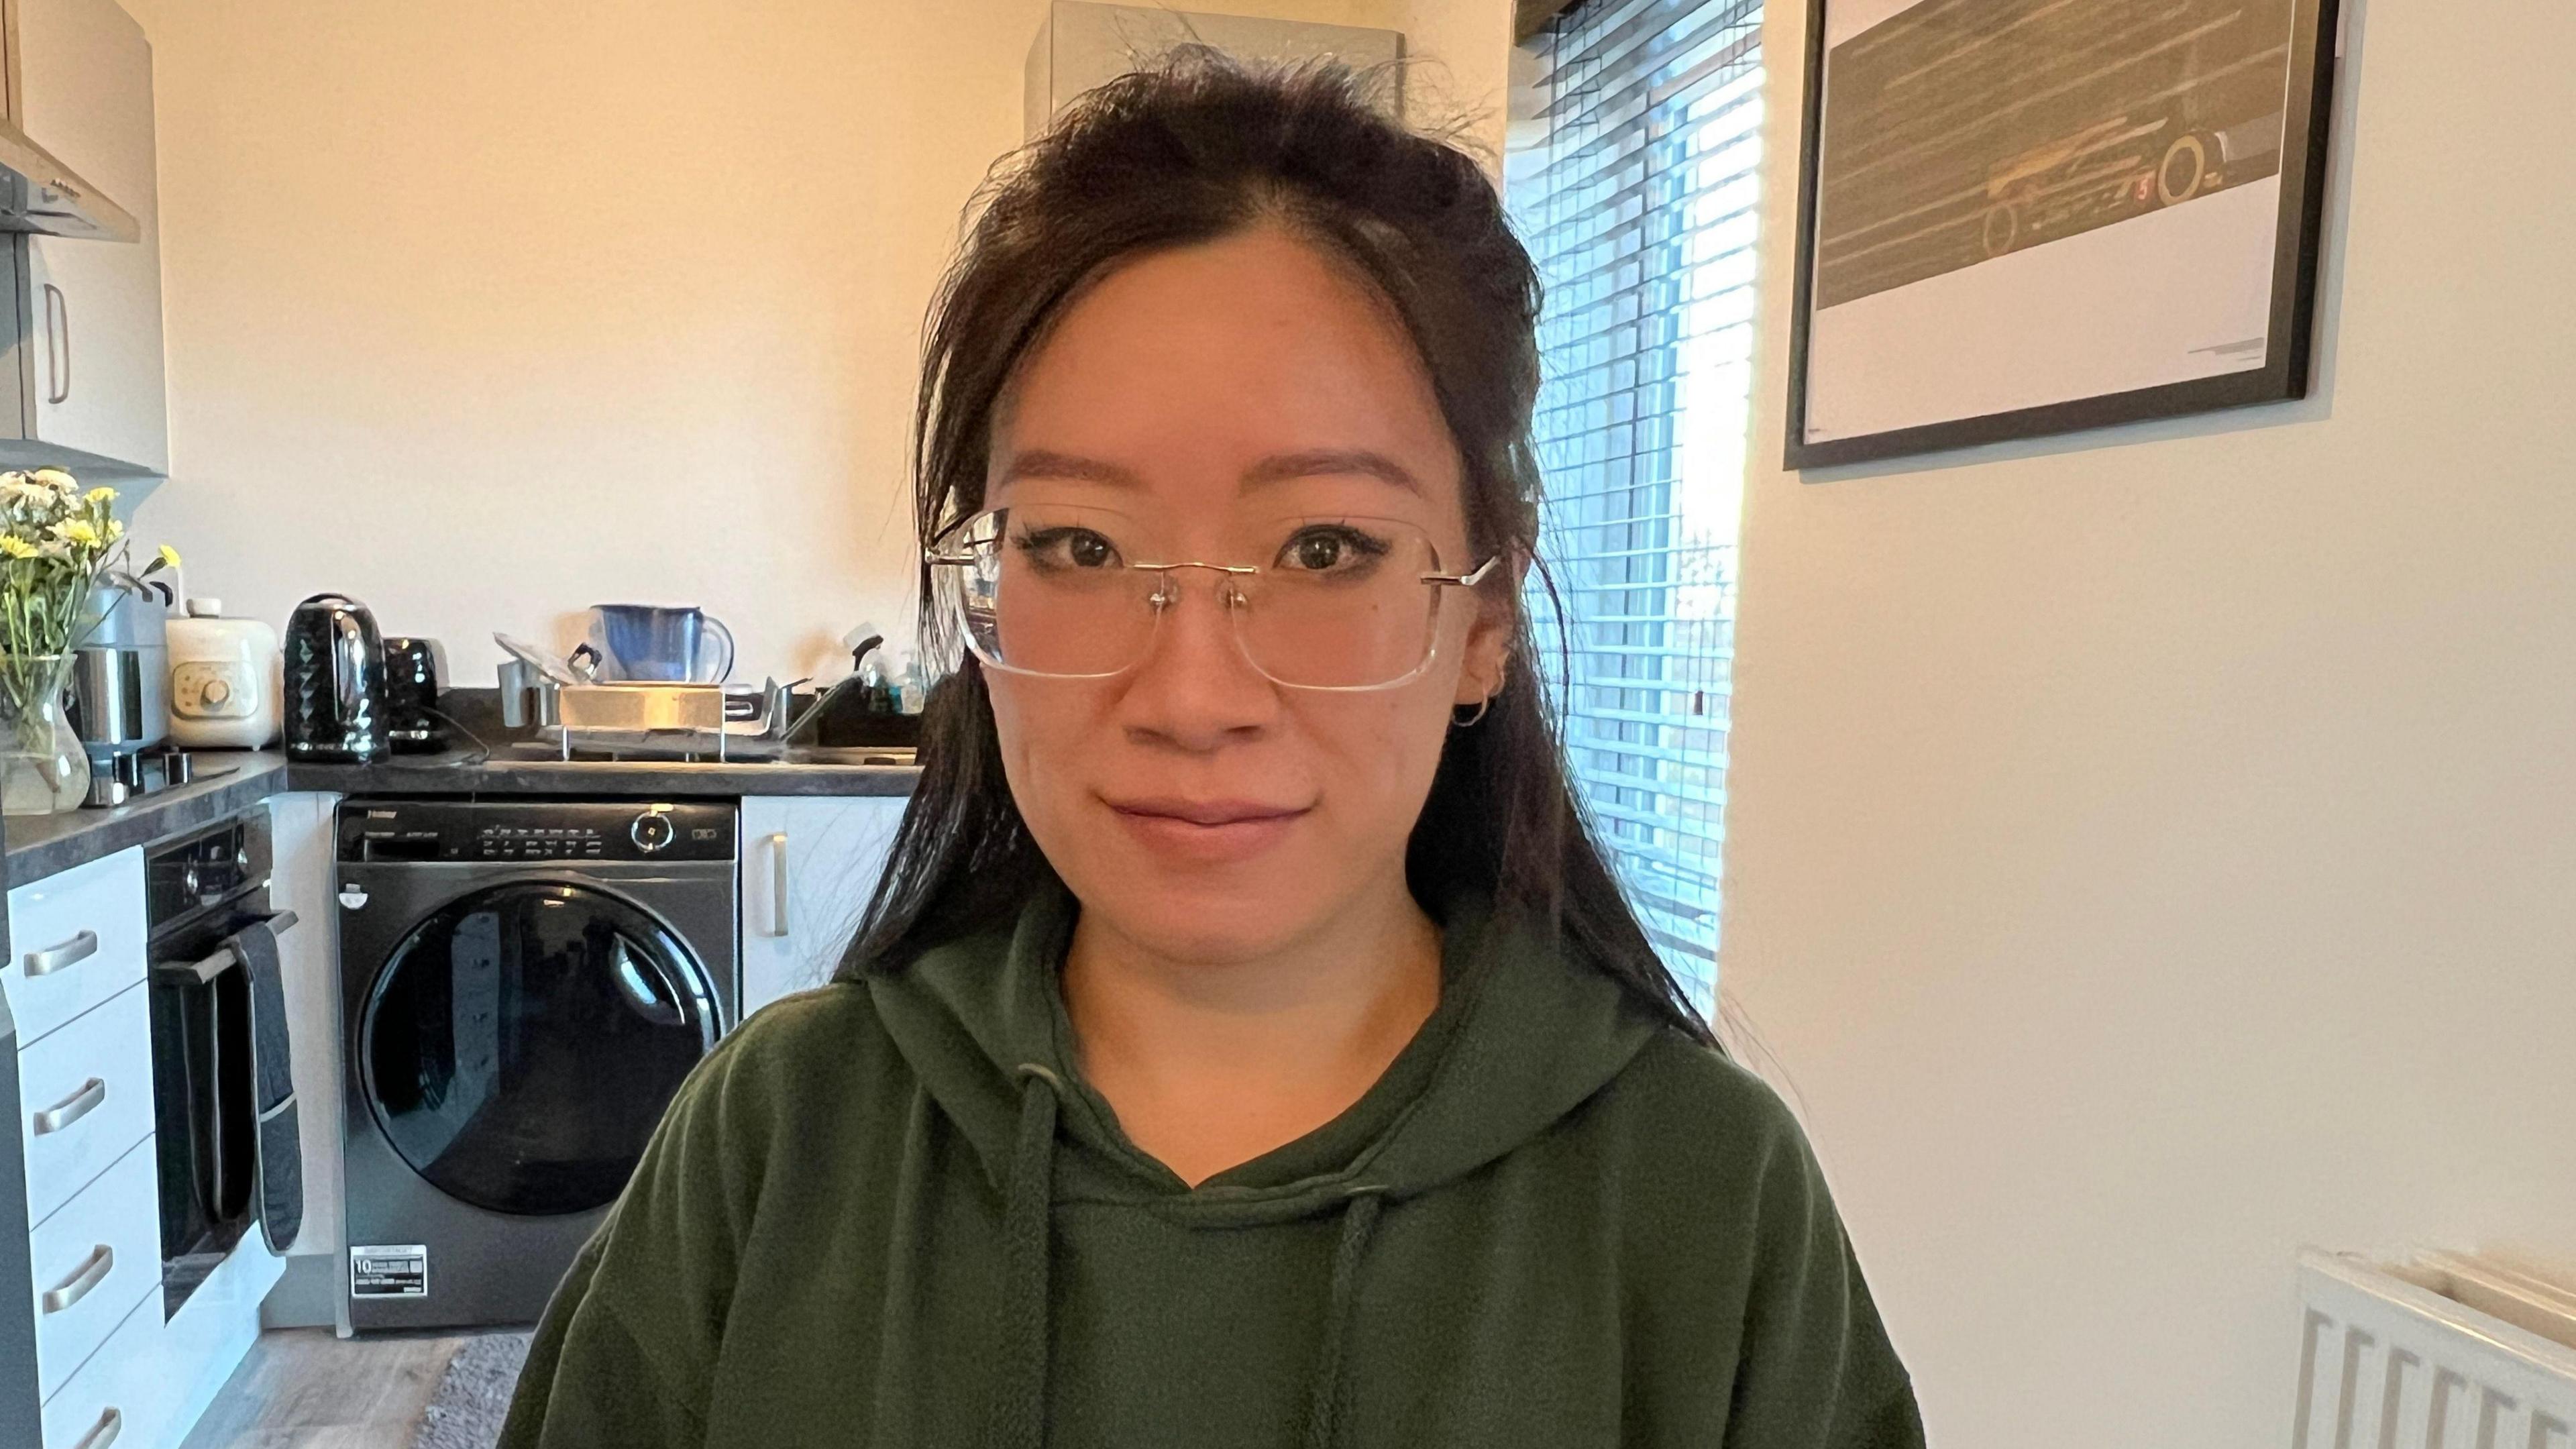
[120,0,1509,682]
[1391,0,1512,164]
[1721,0,2576,1443]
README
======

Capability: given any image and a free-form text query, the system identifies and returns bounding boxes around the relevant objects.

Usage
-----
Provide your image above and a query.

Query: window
[1509,0,1766,1007]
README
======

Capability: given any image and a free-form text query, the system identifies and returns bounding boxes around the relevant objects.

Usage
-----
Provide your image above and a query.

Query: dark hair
[839,51,1715,1049]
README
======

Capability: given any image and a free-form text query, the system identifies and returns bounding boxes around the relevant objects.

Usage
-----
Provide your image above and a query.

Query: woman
[502,55,1922,1448]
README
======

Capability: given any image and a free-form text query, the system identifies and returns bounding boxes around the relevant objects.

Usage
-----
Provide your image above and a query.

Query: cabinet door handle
[40,1243,112,1313]
[766,832,790,938]
[32,1076,105,1135]
[72,1407,121,1449]
[25,928,99,977]
[43,282,69,405]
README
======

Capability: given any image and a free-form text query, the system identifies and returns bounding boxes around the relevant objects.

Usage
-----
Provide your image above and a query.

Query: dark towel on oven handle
[230,916,303,1255]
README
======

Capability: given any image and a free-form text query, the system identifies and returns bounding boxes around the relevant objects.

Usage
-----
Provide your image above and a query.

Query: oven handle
[153,910,299,985]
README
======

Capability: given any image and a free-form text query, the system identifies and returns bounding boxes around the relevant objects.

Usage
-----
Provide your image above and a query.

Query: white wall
[1721,0,2576,1443]
[119,0,1508,684]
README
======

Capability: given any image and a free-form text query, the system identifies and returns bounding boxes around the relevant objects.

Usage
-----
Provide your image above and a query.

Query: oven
[146,811,295,1317]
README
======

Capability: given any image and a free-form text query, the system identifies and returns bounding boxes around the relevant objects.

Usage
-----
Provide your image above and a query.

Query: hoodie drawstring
[987,1067,1389,1449]
[989,1067,1063,1449]
[1302,1186,1385,1449]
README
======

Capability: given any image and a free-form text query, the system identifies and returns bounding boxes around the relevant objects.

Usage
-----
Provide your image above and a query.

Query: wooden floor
[176,1329,469,1449]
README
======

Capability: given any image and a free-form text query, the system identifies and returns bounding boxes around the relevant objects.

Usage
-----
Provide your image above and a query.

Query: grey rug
[413,1332,533,1448]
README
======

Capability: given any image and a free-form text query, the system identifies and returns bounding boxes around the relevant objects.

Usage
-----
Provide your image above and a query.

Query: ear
[1452,553,1525,707]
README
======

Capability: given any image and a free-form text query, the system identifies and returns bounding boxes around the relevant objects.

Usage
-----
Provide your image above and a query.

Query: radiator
[2293,1248,2576,1448]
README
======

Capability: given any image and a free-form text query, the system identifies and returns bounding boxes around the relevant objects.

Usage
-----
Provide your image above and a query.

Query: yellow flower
[103,518,124,542]
[157,543,180,569]
[84,486,115,505]
[0,535,37,559]
[54,519,99,546]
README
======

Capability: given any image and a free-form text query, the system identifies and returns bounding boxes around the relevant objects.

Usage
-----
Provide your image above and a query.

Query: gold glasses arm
[1421,556,1501,588]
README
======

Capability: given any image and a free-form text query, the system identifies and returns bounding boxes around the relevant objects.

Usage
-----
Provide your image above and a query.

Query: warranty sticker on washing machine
[351,1244,429,1297]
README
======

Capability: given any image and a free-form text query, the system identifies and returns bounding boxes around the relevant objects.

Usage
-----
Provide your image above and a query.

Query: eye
[1277,524,1390,576]
[1013,526,1123,572]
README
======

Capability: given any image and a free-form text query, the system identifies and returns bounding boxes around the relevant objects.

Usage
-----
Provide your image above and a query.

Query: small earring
[1452,695,1491,729]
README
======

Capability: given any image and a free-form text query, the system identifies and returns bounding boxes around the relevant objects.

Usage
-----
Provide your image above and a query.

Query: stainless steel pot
[68,574,170,765]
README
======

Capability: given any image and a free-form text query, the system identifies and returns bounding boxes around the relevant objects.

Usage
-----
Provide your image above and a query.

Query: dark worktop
[3,753,296,885]
[286,743,923,800]
[3,745,920,885]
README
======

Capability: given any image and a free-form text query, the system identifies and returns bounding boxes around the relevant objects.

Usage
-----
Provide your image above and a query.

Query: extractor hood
[0,116,135,242]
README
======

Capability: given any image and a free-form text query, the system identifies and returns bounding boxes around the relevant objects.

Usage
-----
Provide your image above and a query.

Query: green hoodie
[499,880,1923,1448]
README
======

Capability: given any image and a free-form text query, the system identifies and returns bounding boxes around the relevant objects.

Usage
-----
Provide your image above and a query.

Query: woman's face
[983,225,1511,963]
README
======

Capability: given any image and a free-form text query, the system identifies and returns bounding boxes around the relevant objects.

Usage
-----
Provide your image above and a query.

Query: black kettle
[284,593,388,763]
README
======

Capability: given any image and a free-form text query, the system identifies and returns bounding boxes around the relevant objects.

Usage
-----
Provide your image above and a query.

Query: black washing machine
[333,798,737,1332]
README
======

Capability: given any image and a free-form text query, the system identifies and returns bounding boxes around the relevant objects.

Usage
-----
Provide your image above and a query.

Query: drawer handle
[40,1243,111,1313]
[24,928,100,977]
[74,1407,122,1449]
[767,832,790,938]
[31,1076,106,1135]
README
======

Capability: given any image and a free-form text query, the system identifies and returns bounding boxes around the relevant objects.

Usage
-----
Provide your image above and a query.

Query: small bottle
[890,650,928,714]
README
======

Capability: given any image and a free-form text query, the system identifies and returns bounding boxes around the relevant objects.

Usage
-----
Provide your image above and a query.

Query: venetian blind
[1508,0,1765,1006]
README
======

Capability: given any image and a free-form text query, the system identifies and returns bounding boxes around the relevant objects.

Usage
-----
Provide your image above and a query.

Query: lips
[1105,796,1307,826]
[1101,794,1311,863]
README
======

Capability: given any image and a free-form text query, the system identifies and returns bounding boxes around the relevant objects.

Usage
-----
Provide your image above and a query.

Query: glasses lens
[1234,518,1445,688]
[934,504,1157,678]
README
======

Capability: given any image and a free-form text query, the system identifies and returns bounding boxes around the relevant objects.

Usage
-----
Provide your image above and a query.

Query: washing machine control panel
[337,800,739,863]
[479,824,608,860]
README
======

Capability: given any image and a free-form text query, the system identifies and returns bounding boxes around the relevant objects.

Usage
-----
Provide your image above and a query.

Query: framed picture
[1784,0,2343,468]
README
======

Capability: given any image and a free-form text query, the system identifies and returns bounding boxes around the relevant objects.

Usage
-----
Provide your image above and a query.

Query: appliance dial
[631,811,676,853]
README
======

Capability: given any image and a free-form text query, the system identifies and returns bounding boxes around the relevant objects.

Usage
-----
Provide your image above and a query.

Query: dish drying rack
[531,681,794,761]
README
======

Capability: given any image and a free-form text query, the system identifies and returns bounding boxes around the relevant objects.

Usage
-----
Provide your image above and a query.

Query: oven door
[356,881,716,1218]
[148,903,280,1303]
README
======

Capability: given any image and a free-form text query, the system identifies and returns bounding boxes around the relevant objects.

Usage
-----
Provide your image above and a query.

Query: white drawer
[4,850,148,1050]
[42,1290,171,1449]
[28,1138,161,1402]
[19,981,156,1230]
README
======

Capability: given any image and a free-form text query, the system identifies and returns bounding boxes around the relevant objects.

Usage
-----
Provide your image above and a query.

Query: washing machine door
[361,881,716,1216]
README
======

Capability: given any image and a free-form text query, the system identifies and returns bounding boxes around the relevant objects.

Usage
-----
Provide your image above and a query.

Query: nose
[1117,565,1277,751]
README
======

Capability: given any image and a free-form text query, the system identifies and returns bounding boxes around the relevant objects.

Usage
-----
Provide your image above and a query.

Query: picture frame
[1783,0,2343,470]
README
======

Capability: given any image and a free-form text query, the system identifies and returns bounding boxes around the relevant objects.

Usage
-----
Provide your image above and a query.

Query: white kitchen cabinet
[1,0,166,476]
[40,1291,172,1449]
[2,846,146,1051]
[7,830,287,1448]
[16,977,151,1229]
[27,1136,157,1401]
[738,796,906,1018]
[1024,4,1403,138]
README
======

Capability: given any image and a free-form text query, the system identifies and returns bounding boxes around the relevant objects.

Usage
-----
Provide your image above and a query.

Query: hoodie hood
[866,875,1665,1218]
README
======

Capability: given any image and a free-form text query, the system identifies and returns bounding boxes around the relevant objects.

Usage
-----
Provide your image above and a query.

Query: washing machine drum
[362,881,717,1217]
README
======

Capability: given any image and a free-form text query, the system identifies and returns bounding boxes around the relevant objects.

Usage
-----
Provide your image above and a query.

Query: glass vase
[0,652,92,816]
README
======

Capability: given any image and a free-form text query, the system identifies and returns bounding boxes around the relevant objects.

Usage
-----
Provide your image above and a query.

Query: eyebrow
[1241,448,1421,494]
[996,447,1421,494]
[995,449,1143,488]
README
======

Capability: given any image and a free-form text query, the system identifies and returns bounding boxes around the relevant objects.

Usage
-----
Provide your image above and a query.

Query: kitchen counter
[3,746,920,883]
[286,743,924,800]
[3,753,294,884]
